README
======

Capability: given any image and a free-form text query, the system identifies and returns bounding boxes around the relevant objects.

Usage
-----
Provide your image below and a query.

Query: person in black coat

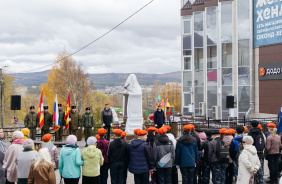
[200,130,213,184]
[154,105,165,129]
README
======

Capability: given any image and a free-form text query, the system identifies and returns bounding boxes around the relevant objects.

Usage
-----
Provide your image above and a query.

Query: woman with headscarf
[17,139,38,184]
[0,127,6,184]
[81,137,104,184]
[27,148,56,184]
[2,131,24,184]
[237,136,261,184]
[265,124,282,184]
[59,135,84,184]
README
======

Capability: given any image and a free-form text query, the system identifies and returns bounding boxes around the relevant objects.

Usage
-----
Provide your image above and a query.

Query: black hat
[58,104,62,107]
[236,126,244,134]
[71,106,76,109]
[86,107,90,111]
[44,106,48,110]
[195,128,203,133]
[30,106,35,110]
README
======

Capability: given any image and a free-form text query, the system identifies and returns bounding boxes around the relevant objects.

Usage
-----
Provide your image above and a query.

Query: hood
[179,134,196,146]
[84,145,99,158]
[42,142,55,150]
[113,138,124,147]
[244,144,257,155]
[223,135,233,146]
[63,145,77,155]
[131,139,145,148]
[157,134,170,144]
[249,128,262,135]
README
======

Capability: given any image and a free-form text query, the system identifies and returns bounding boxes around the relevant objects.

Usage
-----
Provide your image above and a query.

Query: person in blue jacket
[175,124,198,184]
[59,135,84,184]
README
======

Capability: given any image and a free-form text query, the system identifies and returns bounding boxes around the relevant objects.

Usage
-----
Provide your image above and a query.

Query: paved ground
[3,140,272,184]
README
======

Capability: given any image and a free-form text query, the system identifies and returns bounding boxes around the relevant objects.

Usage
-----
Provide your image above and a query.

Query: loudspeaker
[11,95,21,110]
[226,96,234,108]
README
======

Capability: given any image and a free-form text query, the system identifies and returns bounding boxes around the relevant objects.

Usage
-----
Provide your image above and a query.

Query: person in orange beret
[108,129,129,184]
[146,127,156,148]
[39,134,59,169]
[175,124,198,184]
[121,132,127,139]
[129,129,153,184]
[96,128,110,184]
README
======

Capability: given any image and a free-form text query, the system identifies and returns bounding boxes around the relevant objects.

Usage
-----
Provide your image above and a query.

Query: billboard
[259,61,282,80]
[254,0,282,47]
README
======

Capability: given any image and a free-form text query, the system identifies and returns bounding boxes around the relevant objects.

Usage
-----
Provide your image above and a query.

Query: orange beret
[258,124,263,130]
[155,129,159,134]
[97,128,107,136]
[137,130,148,136]
[224,129,234,135]
[267,123,277,128]
[183,125,192,131]
[113,129,123,135]
[42,134,52,142]
[243,126,248,132]
[190,124,195,130]
[121,132,127,138]
[147,127,157,132]
[159,127,168,135]
[230,129,236,135]
[219,128,227,134]
[163,126,171,131]
[134,129,141,135]
[95,134,100,140]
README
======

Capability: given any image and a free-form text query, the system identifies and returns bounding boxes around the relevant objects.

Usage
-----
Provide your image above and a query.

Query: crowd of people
[0,120,282,184]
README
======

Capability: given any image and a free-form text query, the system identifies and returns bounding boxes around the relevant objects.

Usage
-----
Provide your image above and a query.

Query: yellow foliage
[159,82,182,112]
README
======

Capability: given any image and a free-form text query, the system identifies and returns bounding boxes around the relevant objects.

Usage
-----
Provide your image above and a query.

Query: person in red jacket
[96,128,109,184]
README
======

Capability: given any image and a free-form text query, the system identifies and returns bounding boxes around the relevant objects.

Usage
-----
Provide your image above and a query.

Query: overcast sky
[0,0,181,74]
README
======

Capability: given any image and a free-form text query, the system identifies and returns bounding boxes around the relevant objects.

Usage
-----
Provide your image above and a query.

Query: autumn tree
[159,82,182,112]
[88,91,110,124]
[40,51,93,112]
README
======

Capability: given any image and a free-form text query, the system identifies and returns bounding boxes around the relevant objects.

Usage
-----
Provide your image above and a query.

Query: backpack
[236,142,244,158]
[216,139,230,161]
[254,134,265,153]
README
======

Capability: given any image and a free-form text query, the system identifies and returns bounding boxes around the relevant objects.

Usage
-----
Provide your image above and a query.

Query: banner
[65,93,71,130]
[38,91,44,129]
[53,95,60,132]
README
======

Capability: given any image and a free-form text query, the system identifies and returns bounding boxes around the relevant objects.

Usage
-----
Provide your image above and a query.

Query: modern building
[181,0,282,119]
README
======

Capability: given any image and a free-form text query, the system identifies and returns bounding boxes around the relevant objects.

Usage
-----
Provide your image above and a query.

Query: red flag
[38,91,44,129]
[64,93,71,130]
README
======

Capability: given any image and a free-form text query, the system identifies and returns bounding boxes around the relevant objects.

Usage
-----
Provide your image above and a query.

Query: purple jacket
[97,138,109,163]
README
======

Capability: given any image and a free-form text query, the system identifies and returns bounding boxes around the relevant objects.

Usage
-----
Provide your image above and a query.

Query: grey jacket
[153,134,175,168]
[17,150,38,179]
[0,141,6,184]
[208,137,228,164]
[42,143,59,169]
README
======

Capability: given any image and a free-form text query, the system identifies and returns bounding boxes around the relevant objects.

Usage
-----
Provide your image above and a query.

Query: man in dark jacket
[69,106,81,137]
[108,129,129,184]
[129,129,154,184]
[153,127,175,184]
[176,124,198,184]
[248,121,265,184]
[229,126,244,182]
[154,105,165,128]
[41,106,53,138]
[101,103,113,140]
[200,130,213,184]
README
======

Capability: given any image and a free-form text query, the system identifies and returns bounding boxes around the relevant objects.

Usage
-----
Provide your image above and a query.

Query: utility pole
[0,69,4,128]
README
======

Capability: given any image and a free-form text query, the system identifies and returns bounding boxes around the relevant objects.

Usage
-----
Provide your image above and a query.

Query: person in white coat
[237,136,261,184]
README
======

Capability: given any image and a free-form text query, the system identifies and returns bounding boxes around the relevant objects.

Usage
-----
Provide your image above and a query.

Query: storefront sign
[254,0,282,47]
[259,61,282,80]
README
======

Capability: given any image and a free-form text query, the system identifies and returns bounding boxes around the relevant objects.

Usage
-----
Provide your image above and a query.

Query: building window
[184,20,191,34]
[184,57,191,70]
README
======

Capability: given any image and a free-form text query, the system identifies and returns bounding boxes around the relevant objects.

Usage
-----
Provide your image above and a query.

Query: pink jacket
[2,143,23,182]
[266,134,282,155]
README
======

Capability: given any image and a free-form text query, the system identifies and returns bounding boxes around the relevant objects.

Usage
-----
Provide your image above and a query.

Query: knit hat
[42,134,52,142]
[163,126,171,131]
[243,126,248,132]
[158,127,167,135]
[97,128,107,136]
[95,134,100,140]
[66,135,77,144]
[267,123,277,128]
[243,136,254,145]
[137,130,147,136]
[13,131,24,139]
[198,132,207,141]
[113,129,123,135]
[121,132,127,138]
[219,128,227,134]
[147,127,157,132]
[134,129,141,135]
[236,126,245,134]
[23,139,34,149]
[87,137,97,146]
[21,128,30,137]
[155,129,159,134]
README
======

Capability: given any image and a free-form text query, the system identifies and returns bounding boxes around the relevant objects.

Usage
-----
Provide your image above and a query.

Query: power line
[11,0,155,74]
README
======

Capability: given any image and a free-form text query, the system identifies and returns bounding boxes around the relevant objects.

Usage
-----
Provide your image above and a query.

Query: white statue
[123,74,143,134]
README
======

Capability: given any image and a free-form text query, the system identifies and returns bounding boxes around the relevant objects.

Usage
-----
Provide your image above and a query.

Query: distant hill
[12,71,181,89]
